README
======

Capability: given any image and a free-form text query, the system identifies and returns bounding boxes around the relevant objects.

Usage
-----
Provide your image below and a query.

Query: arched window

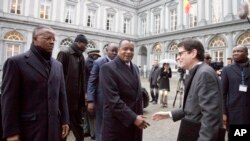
[152,43,161,53]
[87,41,96,49]
[237,32,250,58]
[209,36,226,48]
[168,42,178,51]
[4,31,24,41]
[168,42,178,69]
[60,38,73,48]
[209,36,226,62]
[237,32,250,46]
[103,44,108,50]
[3,31,24,59]
[152,43,161,60]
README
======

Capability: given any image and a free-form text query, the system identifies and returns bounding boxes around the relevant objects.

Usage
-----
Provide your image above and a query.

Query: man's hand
[223,114,228,129]
[7,135,20,141]
[134,115,150,129]
[152,111,171,121]
[87,102,95,113]
[61,124,70,138]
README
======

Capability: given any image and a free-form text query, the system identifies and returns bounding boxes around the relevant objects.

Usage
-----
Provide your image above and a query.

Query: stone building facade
[1,0,250,72]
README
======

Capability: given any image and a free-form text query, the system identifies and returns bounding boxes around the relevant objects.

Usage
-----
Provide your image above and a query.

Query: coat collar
[231,63,250,79]
[113,57,139,91]
[25,50,55,79]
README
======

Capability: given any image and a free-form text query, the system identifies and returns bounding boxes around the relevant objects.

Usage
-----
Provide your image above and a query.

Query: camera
[177,67,185,80]
[210,61,224,71]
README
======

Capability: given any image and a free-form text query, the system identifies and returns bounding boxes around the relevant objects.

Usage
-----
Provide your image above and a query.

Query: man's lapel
[114,58,138,91]
[48,59,56,80]
[231,64,241,76]
[25,51,48,78]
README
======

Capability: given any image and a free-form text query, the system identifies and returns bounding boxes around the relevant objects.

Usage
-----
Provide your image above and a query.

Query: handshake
[134,115,150,129]
[134,111,171,129]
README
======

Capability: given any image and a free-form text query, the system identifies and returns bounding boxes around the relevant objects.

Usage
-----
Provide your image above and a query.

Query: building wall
[0,0,250,72]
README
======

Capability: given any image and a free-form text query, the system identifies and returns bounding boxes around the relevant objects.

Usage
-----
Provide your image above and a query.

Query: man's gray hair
[32,25,54,38]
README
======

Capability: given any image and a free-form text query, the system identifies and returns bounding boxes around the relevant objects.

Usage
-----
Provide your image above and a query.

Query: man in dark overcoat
[1,26,70,141]
[221,45,250,139]
[100,39,149,141]
[148,60,161,104]
[84,49,101,140]
[57,34,87,141]
[87,43,118,141]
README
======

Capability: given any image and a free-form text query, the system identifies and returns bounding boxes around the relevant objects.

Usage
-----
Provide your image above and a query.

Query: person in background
[221,45,250,140]
[87,43,118,141]
[226,57,233,65]
[158,63,172,108]
[84,49,101,140]
[152,39,224,141]
[148,60,161,104]
[204,53,212,65]
[1,26,69,141]
[100,39,149,141]
[57,34,87,141]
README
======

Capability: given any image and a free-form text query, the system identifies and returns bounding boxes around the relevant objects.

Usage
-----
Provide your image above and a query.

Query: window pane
[10,0,22,14]
[40,0,51,19]
[212,0,222,23]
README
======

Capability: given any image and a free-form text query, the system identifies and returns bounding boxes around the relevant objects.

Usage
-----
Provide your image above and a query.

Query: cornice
[86,3,99,10]
[135,20,250,44]
[0,15,136,40]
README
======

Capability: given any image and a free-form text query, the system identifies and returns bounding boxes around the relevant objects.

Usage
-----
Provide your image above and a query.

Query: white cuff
[167,111,172,118]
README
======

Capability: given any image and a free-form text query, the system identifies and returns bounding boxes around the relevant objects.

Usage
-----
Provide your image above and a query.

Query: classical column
[225,0,233,21]
[177,0,184,30]
[134,14,138,36]
[55,0,61,22]
[99,6,104,30]
[79,0,85,26]
[226,32,233,58]
[0,0,4,12]
[148,9,151,35]
[198,0,207,26]
[161,4,166,33]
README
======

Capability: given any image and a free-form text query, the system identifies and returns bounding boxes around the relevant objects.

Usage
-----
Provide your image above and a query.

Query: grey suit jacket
[171,63,223,141]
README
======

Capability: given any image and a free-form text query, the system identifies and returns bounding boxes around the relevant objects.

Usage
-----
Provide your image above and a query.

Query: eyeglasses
[178,50,188,56]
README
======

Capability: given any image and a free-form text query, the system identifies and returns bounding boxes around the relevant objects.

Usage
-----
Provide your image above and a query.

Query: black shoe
[153,101,157,104]
[150,100,154,103]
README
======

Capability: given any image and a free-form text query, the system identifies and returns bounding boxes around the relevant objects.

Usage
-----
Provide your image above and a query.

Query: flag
[184,0,191,14]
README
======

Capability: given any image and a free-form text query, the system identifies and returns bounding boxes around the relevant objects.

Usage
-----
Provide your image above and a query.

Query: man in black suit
[57,34,88,141]
[1,26,69,141]
[221,45,250,140]
[100,39,149,141]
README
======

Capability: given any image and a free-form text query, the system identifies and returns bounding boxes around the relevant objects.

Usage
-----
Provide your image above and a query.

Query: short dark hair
[119,39,133,47]
[178,39,205,61]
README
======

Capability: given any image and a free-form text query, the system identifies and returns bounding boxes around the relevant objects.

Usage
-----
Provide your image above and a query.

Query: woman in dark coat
[159,63,172,107]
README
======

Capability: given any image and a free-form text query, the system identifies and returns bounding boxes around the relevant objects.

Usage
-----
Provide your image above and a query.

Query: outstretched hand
[152,111,170,121]
[134,115,150,129]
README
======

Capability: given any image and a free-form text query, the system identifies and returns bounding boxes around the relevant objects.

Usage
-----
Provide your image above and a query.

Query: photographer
[177,67,185,80]
[204,53,224,76]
